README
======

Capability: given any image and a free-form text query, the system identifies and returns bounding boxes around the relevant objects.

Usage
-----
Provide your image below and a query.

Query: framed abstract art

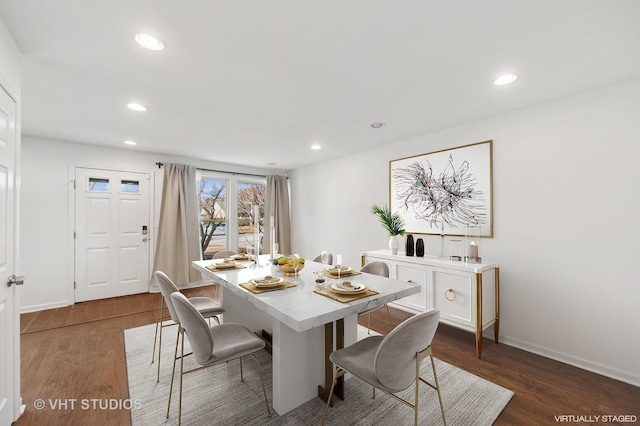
[389,140,493,237]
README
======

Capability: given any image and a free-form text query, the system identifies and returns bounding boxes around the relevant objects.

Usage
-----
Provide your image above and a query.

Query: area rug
[125,323,513,425]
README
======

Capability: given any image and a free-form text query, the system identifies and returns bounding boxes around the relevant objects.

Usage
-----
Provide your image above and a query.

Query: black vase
[416,238,425,257]
[405,234,414,256]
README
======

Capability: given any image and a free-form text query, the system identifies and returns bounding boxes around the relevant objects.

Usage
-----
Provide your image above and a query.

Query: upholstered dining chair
[212,249,237,259]
[322,309,446,426]
[312,252,334,266]
[151,271,224,383]
[359,261,392,333]
[168,292,271,425]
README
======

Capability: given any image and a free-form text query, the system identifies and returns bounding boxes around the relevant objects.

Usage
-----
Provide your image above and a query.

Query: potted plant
[371,203,405,255]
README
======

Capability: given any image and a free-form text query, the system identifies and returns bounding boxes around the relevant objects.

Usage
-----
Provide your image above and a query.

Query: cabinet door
[431,269,474,328]
[394,263,428,311]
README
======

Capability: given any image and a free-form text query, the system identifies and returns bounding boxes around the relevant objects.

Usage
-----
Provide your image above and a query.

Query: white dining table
[192,256,420,415]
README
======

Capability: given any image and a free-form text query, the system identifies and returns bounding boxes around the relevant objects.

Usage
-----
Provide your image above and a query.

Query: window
[197,172,266,260]
[120,179,140,193]
[237,181,266,255]
[199,176,227,259]
[88,177,110,192]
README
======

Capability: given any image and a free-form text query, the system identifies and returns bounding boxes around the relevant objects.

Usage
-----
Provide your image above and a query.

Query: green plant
[370,203,405,236]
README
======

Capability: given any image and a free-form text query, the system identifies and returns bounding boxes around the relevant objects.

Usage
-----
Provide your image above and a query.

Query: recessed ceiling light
[494,74,518,86]
[127,103,147,112]
[371,122,385,129]
[311,144,322,150]
[123,140,137,146]
[134,33,165,51]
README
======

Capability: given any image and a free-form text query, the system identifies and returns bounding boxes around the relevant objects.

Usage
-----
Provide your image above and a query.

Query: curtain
[153,163,201,285]
[264,175,291,255]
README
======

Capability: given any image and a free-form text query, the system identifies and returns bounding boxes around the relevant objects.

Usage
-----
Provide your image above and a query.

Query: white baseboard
[20,300,71,314]
[500,335,640,388]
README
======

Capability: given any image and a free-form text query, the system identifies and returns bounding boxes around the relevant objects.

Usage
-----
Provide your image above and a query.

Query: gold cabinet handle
[445,288,456,301]
[407,279,414,283]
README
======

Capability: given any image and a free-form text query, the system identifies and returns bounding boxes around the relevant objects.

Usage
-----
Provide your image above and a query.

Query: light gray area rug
[125,323,513,425]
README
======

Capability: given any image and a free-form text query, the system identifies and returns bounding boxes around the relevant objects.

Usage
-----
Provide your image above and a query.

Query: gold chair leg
[250,353,272,417]
[166,326,181,419]
[156,300,165,383]
[385,303,392,326]
[321,367,340,426]
[178,326,185,426]
[151,293,163,364]
[430,354,447,426]
[367,312,372,334]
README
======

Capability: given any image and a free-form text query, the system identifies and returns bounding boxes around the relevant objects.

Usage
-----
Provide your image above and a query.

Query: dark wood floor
[16,287,640,425]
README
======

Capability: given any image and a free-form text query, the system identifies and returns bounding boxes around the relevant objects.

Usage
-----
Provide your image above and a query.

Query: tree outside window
[237,182,266,254]
[199,178,226,259]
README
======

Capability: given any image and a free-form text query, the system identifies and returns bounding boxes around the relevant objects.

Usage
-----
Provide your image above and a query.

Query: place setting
[239,275,296,294]
[205,259,247,271]
[314,279,378,303]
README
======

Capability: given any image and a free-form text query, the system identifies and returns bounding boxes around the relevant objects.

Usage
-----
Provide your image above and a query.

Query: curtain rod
[155,162,270,179]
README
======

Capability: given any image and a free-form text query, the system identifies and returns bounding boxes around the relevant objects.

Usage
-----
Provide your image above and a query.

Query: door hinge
[74,231,76,239]
[74,281,76,289]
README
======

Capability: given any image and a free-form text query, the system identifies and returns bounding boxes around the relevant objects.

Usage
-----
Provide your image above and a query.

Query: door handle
[7,274,25,287]
[142,237,149,242]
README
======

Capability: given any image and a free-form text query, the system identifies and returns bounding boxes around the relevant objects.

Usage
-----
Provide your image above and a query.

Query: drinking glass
[321,251,329,268]
[335,254,343,278]
[292,253,300,277]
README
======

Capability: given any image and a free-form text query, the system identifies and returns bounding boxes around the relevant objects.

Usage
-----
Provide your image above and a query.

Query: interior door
[0,84,19,425]
[75,168,151,302]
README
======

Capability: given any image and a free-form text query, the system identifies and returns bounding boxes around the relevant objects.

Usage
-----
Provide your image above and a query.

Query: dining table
[192,255,420,415]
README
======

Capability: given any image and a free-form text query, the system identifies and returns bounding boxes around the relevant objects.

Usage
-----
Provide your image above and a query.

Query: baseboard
[500,335,640,388]
[20,300,71,314]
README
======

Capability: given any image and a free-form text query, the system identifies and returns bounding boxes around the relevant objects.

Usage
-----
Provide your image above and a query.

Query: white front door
[0,84,20,425]
[75,168,151,302]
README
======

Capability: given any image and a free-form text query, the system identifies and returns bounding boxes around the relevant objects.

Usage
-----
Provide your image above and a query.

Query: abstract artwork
[389,140,493,237]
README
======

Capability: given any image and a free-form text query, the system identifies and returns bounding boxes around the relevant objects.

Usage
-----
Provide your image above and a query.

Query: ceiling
[1,1,639,171]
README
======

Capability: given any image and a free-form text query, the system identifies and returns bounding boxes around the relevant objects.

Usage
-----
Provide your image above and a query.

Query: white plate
[327,265,351,274]
[330,281,366,293]
[250,276,284,288]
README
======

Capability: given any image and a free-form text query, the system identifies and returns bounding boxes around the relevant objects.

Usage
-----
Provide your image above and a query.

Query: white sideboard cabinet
[361,249,500,359]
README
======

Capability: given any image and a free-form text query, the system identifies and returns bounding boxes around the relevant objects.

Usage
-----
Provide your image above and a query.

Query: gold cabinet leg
[494,267,500,344]
[475,272,483,359]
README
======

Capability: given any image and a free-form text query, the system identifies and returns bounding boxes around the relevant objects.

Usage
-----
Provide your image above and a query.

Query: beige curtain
[153,163,201,285]
[264,175,291,255]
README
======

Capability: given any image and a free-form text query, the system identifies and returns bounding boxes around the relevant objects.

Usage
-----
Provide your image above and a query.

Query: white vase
[388,235,399,255]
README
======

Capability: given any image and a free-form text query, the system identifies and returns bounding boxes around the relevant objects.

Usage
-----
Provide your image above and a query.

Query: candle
[467,241,478,260]
[270,215,276,259]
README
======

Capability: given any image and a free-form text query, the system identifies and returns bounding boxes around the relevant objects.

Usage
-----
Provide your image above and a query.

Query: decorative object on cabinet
[361,249,500,359]
[370,203,406,255]
[465,224,481,263]
[405,234,415,256]
[416,238,425,257]
[390,140,493,237]
[449,239,462,261]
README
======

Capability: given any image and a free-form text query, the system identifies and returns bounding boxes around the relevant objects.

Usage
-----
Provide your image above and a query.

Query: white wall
[290,77,640,386]
[0,14,20,96]
[19,137,281,312]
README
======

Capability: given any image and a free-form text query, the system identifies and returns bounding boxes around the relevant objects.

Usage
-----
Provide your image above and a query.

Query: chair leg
[367,312,372,334]
[321,366,343,426]
[385,303,392,326]
[166,326,181,419]
[430,354,447,426]
[156,300,165,383]
[151,293,163,364]
[178,327,185,426]
[250,353,272,417]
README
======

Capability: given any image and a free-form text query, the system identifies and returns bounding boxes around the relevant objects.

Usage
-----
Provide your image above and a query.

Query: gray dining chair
[322,309,446,426]
[151,271,224,383]
[312,252,334,266]
[168,292,271,425]
[359,261,392,333]
[212,250,237,259]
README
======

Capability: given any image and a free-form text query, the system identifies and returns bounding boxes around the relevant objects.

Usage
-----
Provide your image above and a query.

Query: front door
[0,83,19,425]
[75,168,151,302]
